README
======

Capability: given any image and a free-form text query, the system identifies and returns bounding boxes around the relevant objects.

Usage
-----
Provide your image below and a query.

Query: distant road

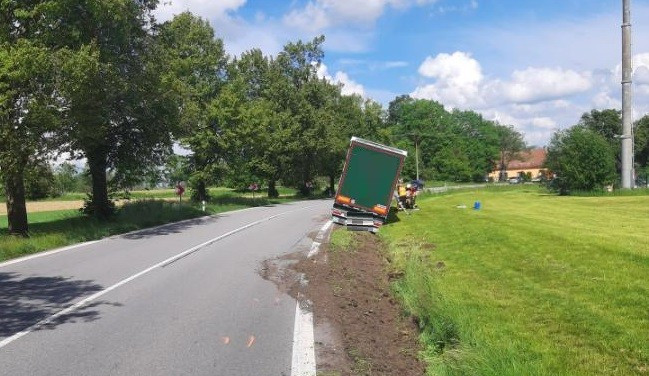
[0,200,331,375]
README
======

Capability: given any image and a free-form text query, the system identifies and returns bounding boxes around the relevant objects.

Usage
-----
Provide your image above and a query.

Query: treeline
[1,1,524,236]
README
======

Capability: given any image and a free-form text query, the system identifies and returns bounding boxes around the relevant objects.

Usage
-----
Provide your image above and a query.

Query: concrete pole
[621,0,634,188]
[415,138,419,181]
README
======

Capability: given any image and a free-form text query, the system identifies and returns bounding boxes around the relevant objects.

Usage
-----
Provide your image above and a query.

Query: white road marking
[0,204,318,350]
[291,298,316,376]
[292,219,332,376]
[307,220,332,259]
[0,240,100,269]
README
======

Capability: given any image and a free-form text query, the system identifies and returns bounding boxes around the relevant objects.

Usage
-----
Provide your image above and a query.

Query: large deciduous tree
[0,0,60,235]
[54,0,178,217]
[158,12,228,201]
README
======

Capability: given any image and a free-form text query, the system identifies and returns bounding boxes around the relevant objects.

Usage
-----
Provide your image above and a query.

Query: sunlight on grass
[380,186,649,376]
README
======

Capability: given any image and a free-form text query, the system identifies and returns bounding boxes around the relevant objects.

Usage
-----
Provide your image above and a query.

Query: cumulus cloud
[317,63,366,97]
[495,67,592,103]
[411,51,601,145]
[283,0,437,32]
[418,52,483,87]
[412,51,594,109]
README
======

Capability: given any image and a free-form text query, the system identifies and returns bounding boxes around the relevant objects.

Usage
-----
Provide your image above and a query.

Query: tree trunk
[267,180,279,198]
[5,169,28,236]
[87,153,113,218]
[329,174,335,197]
[196,179,207,202]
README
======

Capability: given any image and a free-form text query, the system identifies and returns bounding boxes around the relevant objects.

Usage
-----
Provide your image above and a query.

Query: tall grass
[380,187,649,375]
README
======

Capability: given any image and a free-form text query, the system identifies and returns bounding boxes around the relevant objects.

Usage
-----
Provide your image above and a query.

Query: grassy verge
[0,189,303,262]
[380,186,649,375]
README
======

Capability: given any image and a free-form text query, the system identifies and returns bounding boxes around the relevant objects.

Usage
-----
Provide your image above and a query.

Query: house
[488,148,548,181]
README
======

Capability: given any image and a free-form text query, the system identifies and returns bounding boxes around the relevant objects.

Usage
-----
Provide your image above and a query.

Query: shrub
[545,126,616,194]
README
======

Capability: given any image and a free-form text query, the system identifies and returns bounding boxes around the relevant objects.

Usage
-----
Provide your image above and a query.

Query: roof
[507,148,547,170]
[350,137,408,157]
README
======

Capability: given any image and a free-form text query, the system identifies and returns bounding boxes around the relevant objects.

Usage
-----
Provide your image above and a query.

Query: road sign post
[176,182,186,204]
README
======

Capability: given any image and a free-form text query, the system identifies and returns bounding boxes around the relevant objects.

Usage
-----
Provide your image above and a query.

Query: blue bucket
[473,201,481,210]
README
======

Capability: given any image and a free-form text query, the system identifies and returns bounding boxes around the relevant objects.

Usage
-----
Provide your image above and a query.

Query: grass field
[0,187,301,262]
[380,186,649,375]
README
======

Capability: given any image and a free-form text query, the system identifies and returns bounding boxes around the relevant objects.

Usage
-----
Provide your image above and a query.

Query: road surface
[0,200,331,376]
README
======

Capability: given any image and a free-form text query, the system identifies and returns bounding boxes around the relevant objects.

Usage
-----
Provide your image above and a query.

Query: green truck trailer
[332,137,408,232]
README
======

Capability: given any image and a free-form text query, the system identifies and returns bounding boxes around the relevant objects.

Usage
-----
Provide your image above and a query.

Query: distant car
[508,177,521,184]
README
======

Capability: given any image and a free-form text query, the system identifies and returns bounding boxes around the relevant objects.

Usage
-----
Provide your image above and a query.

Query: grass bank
[380,186,649,375]
[0,189,301,262]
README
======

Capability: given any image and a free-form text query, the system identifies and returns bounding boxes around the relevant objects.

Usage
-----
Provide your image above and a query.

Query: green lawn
[0,189,299,262]
[380,186,649,376]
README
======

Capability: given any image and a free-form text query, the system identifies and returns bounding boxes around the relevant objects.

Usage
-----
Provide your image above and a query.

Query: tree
[24,161,57,200]
[274,36,326,195]
[452,110,501,182]
[579,109,622,146]
[635,114,649,169]
[579,109,622,174]
[55,1,178,217]
[0,39,57,235]
[54,162,83,194]
[158,12,228,201]
[496,125,526,181]
[545,126,616,194]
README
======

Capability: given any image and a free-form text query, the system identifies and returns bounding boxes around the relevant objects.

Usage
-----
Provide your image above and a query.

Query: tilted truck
[331,137,408,232]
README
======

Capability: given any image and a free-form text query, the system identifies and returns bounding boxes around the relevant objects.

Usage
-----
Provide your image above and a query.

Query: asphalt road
[0,200,331,376]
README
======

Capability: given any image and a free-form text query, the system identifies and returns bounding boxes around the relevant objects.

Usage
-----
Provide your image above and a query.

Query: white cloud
[283,0,437,32]
[530,117,557,130]
[634,53,649,85]
[317,63,366,97]
[418,52,483,87]
[411,51,601,145]
[155,0,246,22]
[412,51,592,111]
[495,67,592,103]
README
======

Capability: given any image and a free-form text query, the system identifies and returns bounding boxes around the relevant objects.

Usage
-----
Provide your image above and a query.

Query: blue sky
[155,0,649,146]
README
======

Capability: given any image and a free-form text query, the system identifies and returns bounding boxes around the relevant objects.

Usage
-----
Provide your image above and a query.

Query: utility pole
[621,0,634,188]
[415,136,419,181]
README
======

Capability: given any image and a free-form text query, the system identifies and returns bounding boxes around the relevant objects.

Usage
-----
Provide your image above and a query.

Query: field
[380,186,649,375]
[0,187,300,262]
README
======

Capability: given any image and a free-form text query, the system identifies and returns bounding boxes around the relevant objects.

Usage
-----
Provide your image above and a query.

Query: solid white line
[291,299,316,376]
[0,240,101,269]
[291,219,332,376]
[307,220,332,259]
[0,204,318,350]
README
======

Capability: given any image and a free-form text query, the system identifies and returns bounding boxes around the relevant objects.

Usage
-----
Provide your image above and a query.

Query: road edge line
[0,240,101,269]
[0,204,318,350]
[292,219,332,376]
[291,298,316,376]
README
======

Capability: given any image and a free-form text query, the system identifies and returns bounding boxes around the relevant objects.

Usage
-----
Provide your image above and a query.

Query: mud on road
[261,229,425,376]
